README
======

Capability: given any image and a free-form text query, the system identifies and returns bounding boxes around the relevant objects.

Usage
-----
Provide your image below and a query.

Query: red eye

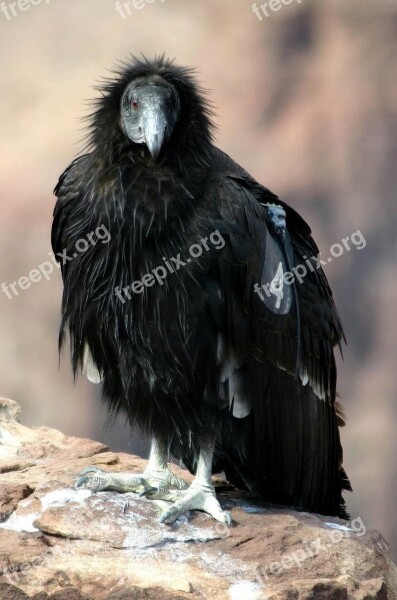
[131,101,139,110]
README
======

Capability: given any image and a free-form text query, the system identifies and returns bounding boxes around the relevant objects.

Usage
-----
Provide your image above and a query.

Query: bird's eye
[131,101,139,110]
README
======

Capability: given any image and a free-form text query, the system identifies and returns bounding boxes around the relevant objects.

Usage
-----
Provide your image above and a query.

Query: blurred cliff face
[0,0,396,557]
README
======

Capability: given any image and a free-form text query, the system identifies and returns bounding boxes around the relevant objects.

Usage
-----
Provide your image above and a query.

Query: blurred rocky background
[0,0,396,559]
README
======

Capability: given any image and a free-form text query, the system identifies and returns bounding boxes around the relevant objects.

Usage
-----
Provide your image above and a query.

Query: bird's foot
[159,481,232,524]
[75,466,188,497]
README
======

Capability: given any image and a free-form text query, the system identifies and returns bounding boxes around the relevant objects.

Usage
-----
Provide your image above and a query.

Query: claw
[159,507,181,524]
[74,466,114,492]
[138,486,158,497]
[159,484,232,525]
[78,466,102,476]
[75,475,90,488]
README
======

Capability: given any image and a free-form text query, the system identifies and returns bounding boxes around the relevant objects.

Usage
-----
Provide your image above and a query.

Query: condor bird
[52,56,351,524]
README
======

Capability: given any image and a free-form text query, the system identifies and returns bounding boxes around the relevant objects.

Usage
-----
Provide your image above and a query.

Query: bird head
[87,56,214,165]
[120,75,180,160]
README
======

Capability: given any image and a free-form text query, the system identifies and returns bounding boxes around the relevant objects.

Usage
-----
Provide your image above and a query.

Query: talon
[75,473,108,492]
[159,507,180,524]
[75,475,90,488]
[220,510,232,525]
[78,466,103,476]
[158,484,232,525]
[138,486,158,497]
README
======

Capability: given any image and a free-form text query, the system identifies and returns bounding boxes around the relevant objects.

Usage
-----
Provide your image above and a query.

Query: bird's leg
[75,437,188,496]
[159,435,232,524]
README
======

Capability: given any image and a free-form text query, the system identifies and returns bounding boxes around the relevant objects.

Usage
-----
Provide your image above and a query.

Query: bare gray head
[120,75,180,159]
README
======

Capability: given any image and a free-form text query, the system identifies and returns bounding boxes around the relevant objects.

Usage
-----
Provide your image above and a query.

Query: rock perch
[0,398,396,599]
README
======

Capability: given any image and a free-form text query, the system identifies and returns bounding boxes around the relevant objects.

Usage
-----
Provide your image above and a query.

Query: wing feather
[205,164,350,516]
[209,174,344,403]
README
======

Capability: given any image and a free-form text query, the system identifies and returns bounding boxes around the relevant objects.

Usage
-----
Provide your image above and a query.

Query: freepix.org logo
[0,0,51,21]
[114,229,225,303]
[252,0,303,21]
[1,225,111,301]
[254,230,367,305]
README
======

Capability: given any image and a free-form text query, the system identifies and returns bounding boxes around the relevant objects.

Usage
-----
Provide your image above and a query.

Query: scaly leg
[159,435,232,524]
[75,437,188,496]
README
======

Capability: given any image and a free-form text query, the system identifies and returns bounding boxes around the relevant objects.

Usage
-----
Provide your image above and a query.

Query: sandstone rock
[0,399,21,423]
[0,401,396,599]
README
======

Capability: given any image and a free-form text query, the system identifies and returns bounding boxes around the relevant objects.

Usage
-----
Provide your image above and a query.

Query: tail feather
[217,360,351,518]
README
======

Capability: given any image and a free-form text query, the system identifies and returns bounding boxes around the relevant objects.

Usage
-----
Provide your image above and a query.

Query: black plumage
[52,56,351,518]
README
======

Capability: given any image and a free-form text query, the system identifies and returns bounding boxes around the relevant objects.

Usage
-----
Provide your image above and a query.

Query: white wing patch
[299,368,327,400]
[82,344,103,384]
[275,361,327,401]
[217,334,251,419]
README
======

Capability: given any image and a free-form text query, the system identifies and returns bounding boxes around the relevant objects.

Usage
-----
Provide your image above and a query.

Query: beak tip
[146,136,163,160]
[144,119,167,161]
[149,147,161,160]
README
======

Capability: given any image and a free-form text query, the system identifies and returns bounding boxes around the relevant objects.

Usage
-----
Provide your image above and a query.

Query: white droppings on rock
[39,487,91,511]
[0,487,92,532]
[325,522,353,532]
[0,510,40,532]
[0,427,21,447]
[200,550,253,580]
[228,580,264,599]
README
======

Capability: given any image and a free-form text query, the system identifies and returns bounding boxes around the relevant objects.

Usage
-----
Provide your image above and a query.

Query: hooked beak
[143,111,167,160]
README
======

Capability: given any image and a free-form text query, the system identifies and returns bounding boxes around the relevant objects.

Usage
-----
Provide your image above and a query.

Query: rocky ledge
[0,397,396,600]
